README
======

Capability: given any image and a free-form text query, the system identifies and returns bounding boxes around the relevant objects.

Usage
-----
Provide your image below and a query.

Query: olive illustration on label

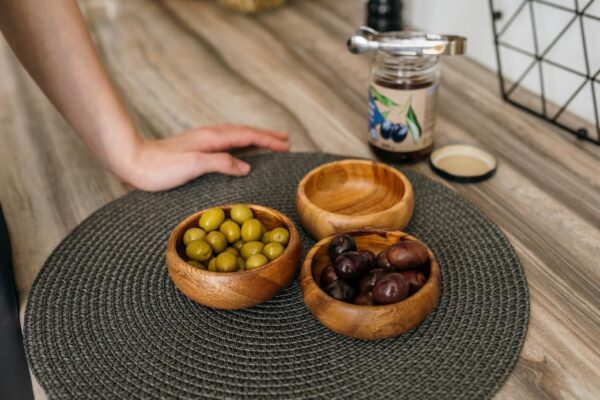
[369,85,422,144]
[381,121,393,139]
[391,123,408,142]
[381,121,408,142]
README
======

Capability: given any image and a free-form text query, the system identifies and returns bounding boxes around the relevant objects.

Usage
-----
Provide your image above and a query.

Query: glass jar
[368,34,441,162]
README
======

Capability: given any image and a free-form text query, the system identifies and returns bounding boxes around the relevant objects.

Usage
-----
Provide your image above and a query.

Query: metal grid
[489,0,600,144]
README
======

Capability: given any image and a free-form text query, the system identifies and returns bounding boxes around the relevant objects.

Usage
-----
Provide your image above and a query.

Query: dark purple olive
[354,291,374,306]
[320,264,338,288]
[376,249,394,271]
[358,269,385,293]
[326,280,356,302]
[361,250,377,269]
[372,273,410,305]
[333,251,370,281]
[399,270,427,294]
[386,240,429,270]
[328,234,357,262]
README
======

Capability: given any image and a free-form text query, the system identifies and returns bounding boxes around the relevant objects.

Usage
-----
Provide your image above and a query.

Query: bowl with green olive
[300,230,440,340]
[167,204,302,309]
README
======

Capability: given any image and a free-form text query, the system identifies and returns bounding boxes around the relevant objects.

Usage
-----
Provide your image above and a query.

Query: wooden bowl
[166,205,302,309]
[295,160,414,240]
[300,230,440,340]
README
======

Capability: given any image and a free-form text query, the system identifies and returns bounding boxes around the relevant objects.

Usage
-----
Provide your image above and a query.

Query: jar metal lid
[429,144,498,183]
[348,26,466,56]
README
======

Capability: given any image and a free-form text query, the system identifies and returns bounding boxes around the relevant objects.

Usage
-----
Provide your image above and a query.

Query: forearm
[0,0,289,191]
[0,0,139,176]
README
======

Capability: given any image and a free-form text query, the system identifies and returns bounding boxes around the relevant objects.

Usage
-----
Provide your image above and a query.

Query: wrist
[106,129,147,187]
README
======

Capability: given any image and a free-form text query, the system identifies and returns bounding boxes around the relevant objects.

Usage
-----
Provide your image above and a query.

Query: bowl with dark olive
[300,230,440,340]
[166,204,302,309]
[296,160,414,239]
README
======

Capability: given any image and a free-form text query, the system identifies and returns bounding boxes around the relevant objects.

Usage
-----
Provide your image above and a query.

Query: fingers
[181,125,289,152]
[192,152,251,177]
[209,128,289,152]
[218,124,288,140]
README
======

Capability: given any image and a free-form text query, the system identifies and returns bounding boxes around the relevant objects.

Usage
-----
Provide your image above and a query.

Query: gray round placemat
[25,153,529,399]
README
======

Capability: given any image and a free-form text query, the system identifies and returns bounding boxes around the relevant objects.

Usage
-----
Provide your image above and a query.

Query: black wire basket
[489,0,600,144]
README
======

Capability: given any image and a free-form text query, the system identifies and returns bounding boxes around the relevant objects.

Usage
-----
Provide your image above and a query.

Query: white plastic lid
[430,144,498,183]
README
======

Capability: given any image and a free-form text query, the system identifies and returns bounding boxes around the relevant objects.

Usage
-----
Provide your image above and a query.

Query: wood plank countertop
[1,0,598,398]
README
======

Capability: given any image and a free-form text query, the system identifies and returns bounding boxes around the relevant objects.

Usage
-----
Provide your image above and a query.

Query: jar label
[368,82,438,152]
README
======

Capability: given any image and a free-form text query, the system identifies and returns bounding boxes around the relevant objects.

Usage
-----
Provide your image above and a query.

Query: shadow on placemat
[24,153,529,399]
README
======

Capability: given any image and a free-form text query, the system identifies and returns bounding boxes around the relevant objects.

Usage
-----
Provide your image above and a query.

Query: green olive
[233,240,244,251]
[246,254,269,270]
[206,231,227,253]
[263,242,285,261]
[261,230,273,243]
[183,228,206,246]
[207,257,217,272]
[219,220,241,243]
[185,239,212,262]
[270,227,290,246]
[236,257,246,271]
[199,207,225,232]
[230,204,254,225]
[225,247,239,257]
[216,252,238,272]
[241,218,263,242]
[187,260,206,269]
[241,241,264,259]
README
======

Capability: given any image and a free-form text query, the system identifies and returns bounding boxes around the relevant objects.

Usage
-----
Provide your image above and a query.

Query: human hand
[119,124,289,191]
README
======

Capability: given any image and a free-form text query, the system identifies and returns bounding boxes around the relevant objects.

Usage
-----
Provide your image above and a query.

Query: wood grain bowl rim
[296,159,414,222]
[167,204,301,278]
[300,229,440,313]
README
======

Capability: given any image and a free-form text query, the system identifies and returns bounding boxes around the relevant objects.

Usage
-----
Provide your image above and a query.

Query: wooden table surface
[1,0,598,398]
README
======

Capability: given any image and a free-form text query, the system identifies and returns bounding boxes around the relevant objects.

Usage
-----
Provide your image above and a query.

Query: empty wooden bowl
[300,230,440,340]
[166,205,302,309]
[295,160,414,240]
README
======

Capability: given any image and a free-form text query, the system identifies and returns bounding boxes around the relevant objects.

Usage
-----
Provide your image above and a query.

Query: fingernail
[239,162,251,174]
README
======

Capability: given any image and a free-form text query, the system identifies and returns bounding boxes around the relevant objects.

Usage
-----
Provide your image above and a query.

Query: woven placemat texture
[24,153,529,399]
